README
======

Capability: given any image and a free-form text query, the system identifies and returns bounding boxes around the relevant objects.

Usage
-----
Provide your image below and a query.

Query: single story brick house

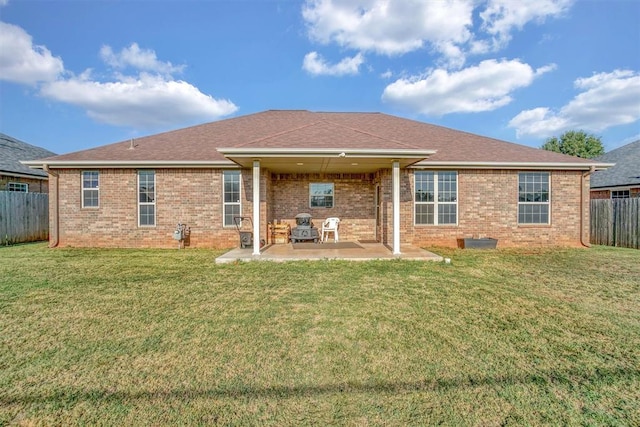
[590,139,640,199]
[24,110,611,253]
[1,133,56,193]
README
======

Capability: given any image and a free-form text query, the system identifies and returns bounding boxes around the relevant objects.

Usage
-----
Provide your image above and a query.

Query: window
[611,190,630,199]
[518,172,550,224]
[310,183,334,208]
[7,182,28,192]
[82,171,99,207]
[414,171,457,225]
[138,170,155,226]
[223,170,241,227]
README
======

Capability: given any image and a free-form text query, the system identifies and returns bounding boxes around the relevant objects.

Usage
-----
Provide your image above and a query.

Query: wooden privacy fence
[591,198,640,249]
[0,191,49,244]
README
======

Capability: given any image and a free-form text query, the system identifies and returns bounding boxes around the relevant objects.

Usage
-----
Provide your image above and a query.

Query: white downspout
[252,160,261,256]
[392,160,401,255]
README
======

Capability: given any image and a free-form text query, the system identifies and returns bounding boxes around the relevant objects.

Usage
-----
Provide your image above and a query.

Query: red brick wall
[52,167,588,248]
[408,170,586,248]
[590,189,610,199]
[0,174,49,193]
[54,168,244,248]
[269,173,377,241]
[591,187,640,199]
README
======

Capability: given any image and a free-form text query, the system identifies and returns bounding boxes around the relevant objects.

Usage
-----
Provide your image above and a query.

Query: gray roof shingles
[0,133,57,178]
[591,139,640,189]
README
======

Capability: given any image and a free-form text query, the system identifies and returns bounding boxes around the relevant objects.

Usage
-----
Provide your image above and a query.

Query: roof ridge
[599,139,640,158]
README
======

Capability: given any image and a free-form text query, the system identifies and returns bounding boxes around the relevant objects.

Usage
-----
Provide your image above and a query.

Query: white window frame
[81,171,99,208]
[309,182,334,208]
[414,171,458,226]
[611,189,630,199]
[7,182,28,192]
[223,170,241,227]
[518,172,551,225]
[138,170,156,227]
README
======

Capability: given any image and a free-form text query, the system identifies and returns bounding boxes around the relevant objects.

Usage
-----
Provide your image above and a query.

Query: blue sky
[1,0,639,155]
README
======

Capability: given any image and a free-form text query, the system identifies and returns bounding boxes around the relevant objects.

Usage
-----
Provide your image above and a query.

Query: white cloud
[0,20,237,128]
[0,21,64,85]
[302,51,364,76]
[40,73,238,128]
[100,43,185,75]
[302,0,573,68]
[480,0,574,50]
[0,0,9,7]
[302,0,474,64]
[509,70,640,138]
[382,59,555,115]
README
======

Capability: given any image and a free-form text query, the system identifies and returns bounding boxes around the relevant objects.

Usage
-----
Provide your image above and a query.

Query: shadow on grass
[3,366,638,405]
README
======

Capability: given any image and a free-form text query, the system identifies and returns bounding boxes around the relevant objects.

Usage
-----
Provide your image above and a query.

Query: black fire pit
[290,213,320,243]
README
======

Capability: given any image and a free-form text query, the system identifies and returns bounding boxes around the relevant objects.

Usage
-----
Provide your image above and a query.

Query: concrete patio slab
[215,242,443,263]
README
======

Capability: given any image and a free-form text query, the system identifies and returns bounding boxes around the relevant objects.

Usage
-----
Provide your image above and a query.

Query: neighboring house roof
[0,133,56,179]
[24,110,607,172]
[591,140,640,189]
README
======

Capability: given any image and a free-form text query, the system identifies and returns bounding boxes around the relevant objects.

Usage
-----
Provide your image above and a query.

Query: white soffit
[217,148,435,173]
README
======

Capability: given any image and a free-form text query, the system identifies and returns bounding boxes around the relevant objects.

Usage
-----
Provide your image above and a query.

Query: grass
[1,243,639,426]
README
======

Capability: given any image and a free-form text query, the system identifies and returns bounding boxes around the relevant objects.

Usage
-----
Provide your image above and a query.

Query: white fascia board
[217,147,436,158]
[411,161,615,171]
[21,160,239,169]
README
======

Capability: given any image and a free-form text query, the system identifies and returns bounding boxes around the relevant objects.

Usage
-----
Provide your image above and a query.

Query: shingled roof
[1,133,56,178]
[26,110,604,170]
[591,140,640,189]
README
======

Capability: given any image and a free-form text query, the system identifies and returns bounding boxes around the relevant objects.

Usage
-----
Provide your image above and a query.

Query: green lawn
[1,243,639,426]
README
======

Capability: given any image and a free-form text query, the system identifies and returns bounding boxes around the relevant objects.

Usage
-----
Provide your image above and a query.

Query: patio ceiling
[217,148,436,174]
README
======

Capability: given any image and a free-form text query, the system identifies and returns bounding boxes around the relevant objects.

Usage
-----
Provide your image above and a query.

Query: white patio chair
[321,217,340,243]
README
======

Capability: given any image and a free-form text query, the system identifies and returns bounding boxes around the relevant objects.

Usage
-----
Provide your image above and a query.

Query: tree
[541,130,604,158]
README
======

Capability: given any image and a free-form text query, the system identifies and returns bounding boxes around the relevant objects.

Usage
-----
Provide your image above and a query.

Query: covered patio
[218,143,436,258]
[215,242,443,264]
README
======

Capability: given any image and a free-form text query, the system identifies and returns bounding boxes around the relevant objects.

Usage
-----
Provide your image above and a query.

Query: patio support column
[252,159,261,256]
[392,160,401,255]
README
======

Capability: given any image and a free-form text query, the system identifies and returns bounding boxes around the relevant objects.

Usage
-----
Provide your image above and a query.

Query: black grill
[290,213,319,243]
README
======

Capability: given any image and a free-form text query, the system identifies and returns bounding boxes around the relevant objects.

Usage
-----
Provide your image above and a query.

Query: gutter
[411,161,615,171]
[21,160,239,169]
[0,170,48,179]
[43,165,59,248]
[590,184,640,191]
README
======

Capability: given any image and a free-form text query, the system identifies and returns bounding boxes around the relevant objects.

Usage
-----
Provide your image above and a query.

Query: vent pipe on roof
[129,138,135,150]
